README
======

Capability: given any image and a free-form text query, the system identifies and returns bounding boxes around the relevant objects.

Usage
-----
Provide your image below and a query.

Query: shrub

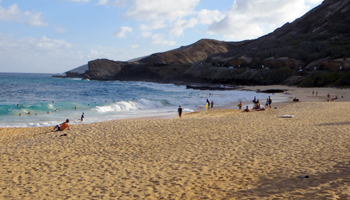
[268,68,296,84]
[298,72,339,87]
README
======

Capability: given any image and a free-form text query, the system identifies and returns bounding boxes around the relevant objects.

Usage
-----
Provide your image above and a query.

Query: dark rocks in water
[257,89,288,93]
[186,85,237,91]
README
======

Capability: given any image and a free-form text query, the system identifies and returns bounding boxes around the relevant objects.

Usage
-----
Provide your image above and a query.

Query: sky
[0,0,323,73]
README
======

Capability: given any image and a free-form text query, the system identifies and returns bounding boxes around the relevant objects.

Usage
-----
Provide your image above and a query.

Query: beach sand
[1,87,350,199]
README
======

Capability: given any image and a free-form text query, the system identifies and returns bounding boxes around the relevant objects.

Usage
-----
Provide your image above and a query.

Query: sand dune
[1,87,350,199]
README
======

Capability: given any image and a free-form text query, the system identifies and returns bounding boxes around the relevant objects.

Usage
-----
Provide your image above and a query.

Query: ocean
[0,73,280,128]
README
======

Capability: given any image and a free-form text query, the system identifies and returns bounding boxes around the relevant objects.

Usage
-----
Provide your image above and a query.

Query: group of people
[206,99,214,110]
[177,99,215,119]
[244,96,272,112]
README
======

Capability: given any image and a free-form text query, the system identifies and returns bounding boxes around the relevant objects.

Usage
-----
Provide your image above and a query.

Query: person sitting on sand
[52,119,70,132]
[244,106,250,112]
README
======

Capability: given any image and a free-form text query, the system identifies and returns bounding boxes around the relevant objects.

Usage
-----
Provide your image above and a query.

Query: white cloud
[36,36,72,49]
[168,18,198,37]
[0,3,48,26]
[89,49,99,55]
[96,0,125,6]
[66,0,90,2]
[131,44,139,49]
[140,20,166,31]
[306,0,323,4]
[151,33,176,46]
[126,0,200,22]
[54,26,66,33]
[207,0,313,41]
[0,34,77,72]
[113,26,133,38]
[0,34,145,73]
[196,9,225,25]
[140,31,152,38]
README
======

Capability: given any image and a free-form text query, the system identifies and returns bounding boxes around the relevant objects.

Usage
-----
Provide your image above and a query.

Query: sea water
[0,73,282,127]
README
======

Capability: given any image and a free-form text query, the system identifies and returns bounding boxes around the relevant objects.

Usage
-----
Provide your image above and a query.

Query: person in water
[178,106,183,118]
[52,119,70,132]
[81,112,84,121]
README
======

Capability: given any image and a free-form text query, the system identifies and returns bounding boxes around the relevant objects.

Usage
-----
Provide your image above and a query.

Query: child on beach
[52,119,70,132]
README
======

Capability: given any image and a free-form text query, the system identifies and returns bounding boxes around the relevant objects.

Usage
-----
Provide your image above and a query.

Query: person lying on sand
[52,119,70,132]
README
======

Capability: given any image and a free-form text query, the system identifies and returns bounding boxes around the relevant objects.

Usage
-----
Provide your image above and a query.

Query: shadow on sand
[224,161,350,199]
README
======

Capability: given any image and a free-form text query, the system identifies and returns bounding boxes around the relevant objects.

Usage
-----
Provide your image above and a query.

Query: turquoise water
[0,73,273,127]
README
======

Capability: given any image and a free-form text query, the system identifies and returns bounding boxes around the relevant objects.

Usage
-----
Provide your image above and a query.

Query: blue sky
[0,0,323,73]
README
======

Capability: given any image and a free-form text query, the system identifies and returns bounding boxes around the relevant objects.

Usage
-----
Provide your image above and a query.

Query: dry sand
[1,87,350,199]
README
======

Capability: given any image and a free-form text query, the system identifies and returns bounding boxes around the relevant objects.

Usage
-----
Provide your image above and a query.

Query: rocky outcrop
[114,64,163,82]
[84,59,125,80]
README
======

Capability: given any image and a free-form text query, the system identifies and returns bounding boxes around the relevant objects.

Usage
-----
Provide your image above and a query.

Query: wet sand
[1,86,350,199]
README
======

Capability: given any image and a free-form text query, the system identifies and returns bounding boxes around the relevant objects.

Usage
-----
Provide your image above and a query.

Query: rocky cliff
[84,59,125,80]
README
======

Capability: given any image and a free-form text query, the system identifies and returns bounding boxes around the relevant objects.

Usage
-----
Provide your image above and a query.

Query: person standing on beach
[239,102,242,109]
[178,106,182,118]
[268,96,272,108]
[206,99,210,110]
[211,101,214,109]
[81,112,84,121]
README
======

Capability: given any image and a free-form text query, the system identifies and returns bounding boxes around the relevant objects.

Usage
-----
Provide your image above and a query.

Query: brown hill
[207,0,350,71]
[139,39,248,65]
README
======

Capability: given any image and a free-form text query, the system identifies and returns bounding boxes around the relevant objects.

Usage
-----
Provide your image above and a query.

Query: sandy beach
[1,86,350,199]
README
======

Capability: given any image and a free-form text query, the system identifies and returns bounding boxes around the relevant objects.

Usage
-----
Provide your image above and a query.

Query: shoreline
[2,85,350,128]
